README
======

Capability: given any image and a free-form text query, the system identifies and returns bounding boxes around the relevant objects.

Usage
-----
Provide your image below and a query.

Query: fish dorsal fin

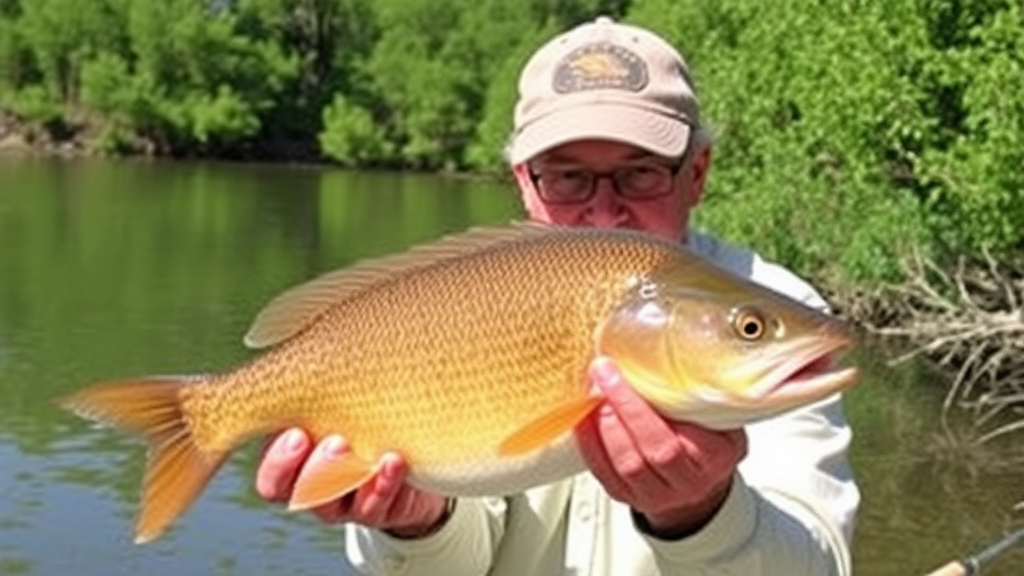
[243,221,555,348]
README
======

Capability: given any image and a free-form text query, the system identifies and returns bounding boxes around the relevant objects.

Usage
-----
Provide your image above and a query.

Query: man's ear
[687,146,713,206]
[512,163,545,219]
[512,163,533,191]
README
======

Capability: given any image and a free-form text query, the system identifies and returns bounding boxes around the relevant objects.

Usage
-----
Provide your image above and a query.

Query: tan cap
[508,16,701,164]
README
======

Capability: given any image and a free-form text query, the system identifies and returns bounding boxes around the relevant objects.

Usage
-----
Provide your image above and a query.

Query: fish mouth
[749,336,859,403]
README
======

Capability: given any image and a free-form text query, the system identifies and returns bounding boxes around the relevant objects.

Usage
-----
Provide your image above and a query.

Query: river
[0,157,1021,575]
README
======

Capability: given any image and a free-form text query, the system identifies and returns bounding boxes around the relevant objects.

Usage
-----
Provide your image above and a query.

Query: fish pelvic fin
[498,396,604,457]
[56,376,227,545]
[288,452,377,511]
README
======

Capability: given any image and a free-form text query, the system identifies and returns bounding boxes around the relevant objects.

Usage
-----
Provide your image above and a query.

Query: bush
[916,3,1024,255]
[319,94,393,167]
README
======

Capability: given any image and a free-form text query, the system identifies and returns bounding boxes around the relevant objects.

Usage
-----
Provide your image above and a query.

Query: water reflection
[846,346,1024,575]
[0,157,1021,575]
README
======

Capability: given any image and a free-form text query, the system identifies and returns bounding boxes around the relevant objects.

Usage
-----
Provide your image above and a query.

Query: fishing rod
[925,523,1024,576]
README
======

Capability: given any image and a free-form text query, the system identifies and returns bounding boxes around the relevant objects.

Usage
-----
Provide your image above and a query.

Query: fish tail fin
[57,376,227,544]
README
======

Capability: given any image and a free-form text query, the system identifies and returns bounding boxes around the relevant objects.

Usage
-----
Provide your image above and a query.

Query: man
[256,16,859,575]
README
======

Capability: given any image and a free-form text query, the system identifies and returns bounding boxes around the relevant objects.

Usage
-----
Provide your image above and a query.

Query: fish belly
[406,434,587,496]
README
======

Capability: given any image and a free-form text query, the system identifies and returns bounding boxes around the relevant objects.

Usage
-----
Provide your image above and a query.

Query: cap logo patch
[553,42,649,93]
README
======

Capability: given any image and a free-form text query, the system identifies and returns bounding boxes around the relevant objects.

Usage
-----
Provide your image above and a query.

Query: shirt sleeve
[344,496,507,576]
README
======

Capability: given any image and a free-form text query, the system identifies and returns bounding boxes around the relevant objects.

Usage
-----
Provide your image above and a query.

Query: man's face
[513,139,710,242]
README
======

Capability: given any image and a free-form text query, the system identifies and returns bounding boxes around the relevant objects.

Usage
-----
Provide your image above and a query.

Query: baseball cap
[508,16,701,165]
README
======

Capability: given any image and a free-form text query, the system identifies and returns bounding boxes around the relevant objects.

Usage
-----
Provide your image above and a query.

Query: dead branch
[834,248,1024,442]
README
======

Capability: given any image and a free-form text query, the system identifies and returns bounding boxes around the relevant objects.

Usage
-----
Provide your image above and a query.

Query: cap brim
[509,104,691,164]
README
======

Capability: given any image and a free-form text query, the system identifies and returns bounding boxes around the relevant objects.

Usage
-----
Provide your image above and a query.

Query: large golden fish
[59,222,858,544]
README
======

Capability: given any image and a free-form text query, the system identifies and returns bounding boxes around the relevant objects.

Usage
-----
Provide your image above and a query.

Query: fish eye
[732,307,766,340]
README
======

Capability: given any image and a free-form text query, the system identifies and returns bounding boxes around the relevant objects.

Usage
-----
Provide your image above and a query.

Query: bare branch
[833,250,1024,445]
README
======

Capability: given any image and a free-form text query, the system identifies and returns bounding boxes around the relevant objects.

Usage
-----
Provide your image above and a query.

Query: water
[0,157,1021,575]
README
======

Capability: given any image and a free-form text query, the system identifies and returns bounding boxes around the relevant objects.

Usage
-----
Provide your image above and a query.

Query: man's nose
[584,176,629,228]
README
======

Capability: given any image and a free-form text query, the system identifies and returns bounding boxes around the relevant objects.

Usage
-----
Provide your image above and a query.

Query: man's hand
[576,357,748,539]
[255,429,451,538]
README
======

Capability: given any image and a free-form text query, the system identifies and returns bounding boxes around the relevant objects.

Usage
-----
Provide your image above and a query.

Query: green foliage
[319,93,392,166]
[179,85,262,144]
[0,0,628,164]
[232,0,378,145]
[626,0,1023,283]
[915,2,1024,255]
[354,0,629,169]
[0,17,25,91]
[4,85,63,128]
[363,0,524,168]
[465,21,562,171]
[365,8,474,168]
[17,0,123,103]
[2,0,301,154]
[117,0,295,151]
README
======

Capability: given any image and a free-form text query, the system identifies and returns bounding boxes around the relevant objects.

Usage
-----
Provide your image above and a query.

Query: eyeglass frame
[526,156,686,205]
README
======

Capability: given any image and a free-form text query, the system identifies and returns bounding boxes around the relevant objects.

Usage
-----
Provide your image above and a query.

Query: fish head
[595,277,859,429]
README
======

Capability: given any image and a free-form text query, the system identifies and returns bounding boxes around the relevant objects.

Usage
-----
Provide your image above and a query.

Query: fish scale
[194,232,645,464]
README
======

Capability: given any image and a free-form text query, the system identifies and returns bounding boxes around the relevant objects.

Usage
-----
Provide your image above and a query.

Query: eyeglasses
[528,159,684,204]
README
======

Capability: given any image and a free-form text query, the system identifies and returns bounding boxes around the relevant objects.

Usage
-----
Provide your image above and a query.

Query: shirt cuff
[370,498,472,555]
[637,475,759,564]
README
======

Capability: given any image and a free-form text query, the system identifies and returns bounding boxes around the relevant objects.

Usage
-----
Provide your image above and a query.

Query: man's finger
[352,452,406,525]
[310,493,354,524]
[255,428,311,502]
[591,357,669,438]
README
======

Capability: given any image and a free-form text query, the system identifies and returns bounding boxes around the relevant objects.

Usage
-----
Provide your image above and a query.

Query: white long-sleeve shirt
[344,231,860,576]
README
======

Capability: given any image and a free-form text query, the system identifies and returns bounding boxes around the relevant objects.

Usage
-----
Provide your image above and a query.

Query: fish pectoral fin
[288,453,378,511]
[498,396,604,457]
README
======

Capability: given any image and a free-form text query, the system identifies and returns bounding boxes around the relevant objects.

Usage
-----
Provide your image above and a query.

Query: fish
[57,221,859,544]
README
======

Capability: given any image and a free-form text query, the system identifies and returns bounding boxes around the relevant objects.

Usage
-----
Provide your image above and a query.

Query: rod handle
[923,561,969,576]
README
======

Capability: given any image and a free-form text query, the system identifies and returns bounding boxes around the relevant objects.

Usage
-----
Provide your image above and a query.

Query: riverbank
[0,110,89,158]
[0,112,328,163]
